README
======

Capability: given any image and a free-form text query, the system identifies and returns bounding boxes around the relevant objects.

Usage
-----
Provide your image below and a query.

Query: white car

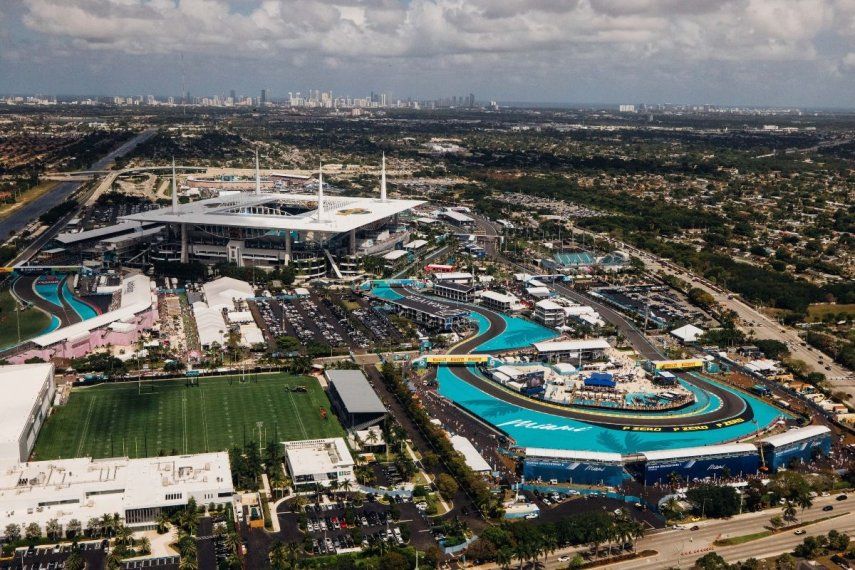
[525,513,538,519]
[558,556,570,562]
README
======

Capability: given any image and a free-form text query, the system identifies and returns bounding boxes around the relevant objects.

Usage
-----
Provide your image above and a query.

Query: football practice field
[33,373,344,460]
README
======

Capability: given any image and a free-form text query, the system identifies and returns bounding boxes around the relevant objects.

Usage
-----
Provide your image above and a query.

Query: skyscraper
[260,89,267,107]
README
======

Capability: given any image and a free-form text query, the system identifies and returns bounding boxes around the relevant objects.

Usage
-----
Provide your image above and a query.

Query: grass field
[0,287,51,348]
[33,373,344,460]
[807,303,855,323]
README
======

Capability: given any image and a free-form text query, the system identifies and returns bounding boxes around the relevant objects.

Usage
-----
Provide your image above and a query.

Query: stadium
[122,157,423,280]
[368,284,833,488]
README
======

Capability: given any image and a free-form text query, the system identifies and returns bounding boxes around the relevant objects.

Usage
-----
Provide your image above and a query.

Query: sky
[1,0,854,108]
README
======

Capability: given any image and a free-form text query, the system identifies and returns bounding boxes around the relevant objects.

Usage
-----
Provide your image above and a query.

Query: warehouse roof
[761,425,831,448]
[326,370,386,414]
[0,364,53,458]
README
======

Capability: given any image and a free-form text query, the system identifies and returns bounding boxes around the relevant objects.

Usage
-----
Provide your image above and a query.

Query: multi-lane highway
[4,129,156,266]
[469,494,855,569]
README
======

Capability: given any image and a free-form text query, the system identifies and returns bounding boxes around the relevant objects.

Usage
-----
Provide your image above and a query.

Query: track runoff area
[396,286,774,434]
[32,373,344,461]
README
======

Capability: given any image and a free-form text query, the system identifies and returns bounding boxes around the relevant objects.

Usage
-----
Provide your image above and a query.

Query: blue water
[62,281,98,320]
[436,366,786,453]
[475,314,557,353]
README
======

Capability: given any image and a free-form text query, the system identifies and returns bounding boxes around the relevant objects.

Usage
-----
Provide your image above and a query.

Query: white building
[0,363,56,462]
[0,453,234,533]
[283,438,355,487]
[534,299,565,328]
[670,324,704,344]
[479,290,521,313]
[533,338,611,363]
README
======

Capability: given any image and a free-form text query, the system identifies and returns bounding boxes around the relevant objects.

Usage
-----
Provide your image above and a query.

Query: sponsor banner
[652,359,705,370]
[426,354,489,364]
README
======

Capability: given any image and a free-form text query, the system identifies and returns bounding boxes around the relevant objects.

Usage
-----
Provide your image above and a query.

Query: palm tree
[138,536,151,555]
[115,524,133,547]
[86,518,100,538]
[782,499,797,522]
[45,518,62,541]
[496,547,513,569]
[340,479,353,497]
[65,547,85,570]
[66,518,82,539]
[178,556,198,570]
[285,541,300,568]
[156,511,171,534]
[268,541,288,570]
[514,540,528,569]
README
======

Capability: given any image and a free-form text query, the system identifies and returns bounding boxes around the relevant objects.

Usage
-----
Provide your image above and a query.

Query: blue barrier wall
[766,434,832,471]
[523,458,628,487]
[643,452,760,485]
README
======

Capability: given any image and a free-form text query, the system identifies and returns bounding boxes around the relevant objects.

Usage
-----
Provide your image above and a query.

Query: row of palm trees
[487,515,646,570]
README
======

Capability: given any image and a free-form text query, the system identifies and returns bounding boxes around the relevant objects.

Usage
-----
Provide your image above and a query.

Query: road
[473,213,851,383]
[6,129,156,266]
[470,494,855,569]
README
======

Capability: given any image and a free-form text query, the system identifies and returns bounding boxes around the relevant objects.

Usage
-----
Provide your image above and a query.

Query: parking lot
[253,292,406,353]
[1,540,108,570]
[275,493,437,558]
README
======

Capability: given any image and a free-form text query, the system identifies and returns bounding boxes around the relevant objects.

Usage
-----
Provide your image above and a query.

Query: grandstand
[637,443,760,485]
[760,425,832,471]
[523,448,627,487]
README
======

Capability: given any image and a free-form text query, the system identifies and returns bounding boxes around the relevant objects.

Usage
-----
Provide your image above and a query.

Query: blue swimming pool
[436,366,786,453]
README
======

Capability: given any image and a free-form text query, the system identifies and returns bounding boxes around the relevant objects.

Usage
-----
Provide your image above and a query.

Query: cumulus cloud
[14,0,851,61]
[2,0,854,104]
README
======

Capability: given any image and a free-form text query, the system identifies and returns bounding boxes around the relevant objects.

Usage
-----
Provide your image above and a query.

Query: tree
[769,515,784,529]
[782,499,797,523]
[686,485,741,518]
[66,518,82,539]
[774,553,796,570]
[435,473,459,500]
[25,522,42,541]
[268,541,288,570]
[65,547,85,570]
[695,552,729,570]
[45,518,62,540]
[4,523,21,542]
[827,529,850,552]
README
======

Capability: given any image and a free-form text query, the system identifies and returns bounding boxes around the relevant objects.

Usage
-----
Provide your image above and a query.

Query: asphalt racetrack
[397,286,758,432]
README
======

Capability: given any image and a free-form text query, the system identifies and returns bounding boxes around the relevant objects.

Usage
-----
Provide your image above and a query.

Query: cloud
[2,0,854,105]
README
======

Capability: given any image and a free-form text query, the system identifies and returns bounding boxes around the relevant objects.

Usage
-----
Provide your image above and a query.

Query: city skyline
[1,1,854,108]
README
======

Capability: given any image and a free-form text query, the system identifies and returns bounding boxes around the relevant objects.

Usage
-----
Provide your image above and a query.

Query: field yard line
[76,397,97,457]
[182,395,188,454]
[199,387,209,452]
[287,391,308,439]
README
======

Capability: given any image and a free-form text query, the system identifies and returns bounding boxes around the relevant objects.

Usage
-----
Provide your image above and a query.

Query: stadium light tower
[171,157,178,212]
[380,152,387,202]
[255,148,261,195]
[316,162,325,220]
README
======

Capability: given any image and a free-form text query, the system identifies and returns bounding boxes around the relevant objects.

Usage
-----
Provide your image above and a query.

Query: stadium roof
[761,425,831,448]
[55,221,154,245]
[326,370,386,414]
[641,443,757,462]
[0,363,53,459]
[523,447,624,463]
[533,339,611,352]
[122,192,424,234]
[388,296,469,318]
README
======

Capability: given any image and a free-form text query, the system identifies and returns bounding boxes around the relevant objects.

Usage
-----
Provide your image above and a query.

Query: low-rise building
[533,338,610,363]
[325,370,387,429]
[0,453,234,533]
[534,299,565,328]
[433,281,476,302]
[479,290,521,312]
[0,363,56,462]
[283,438,355,488]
